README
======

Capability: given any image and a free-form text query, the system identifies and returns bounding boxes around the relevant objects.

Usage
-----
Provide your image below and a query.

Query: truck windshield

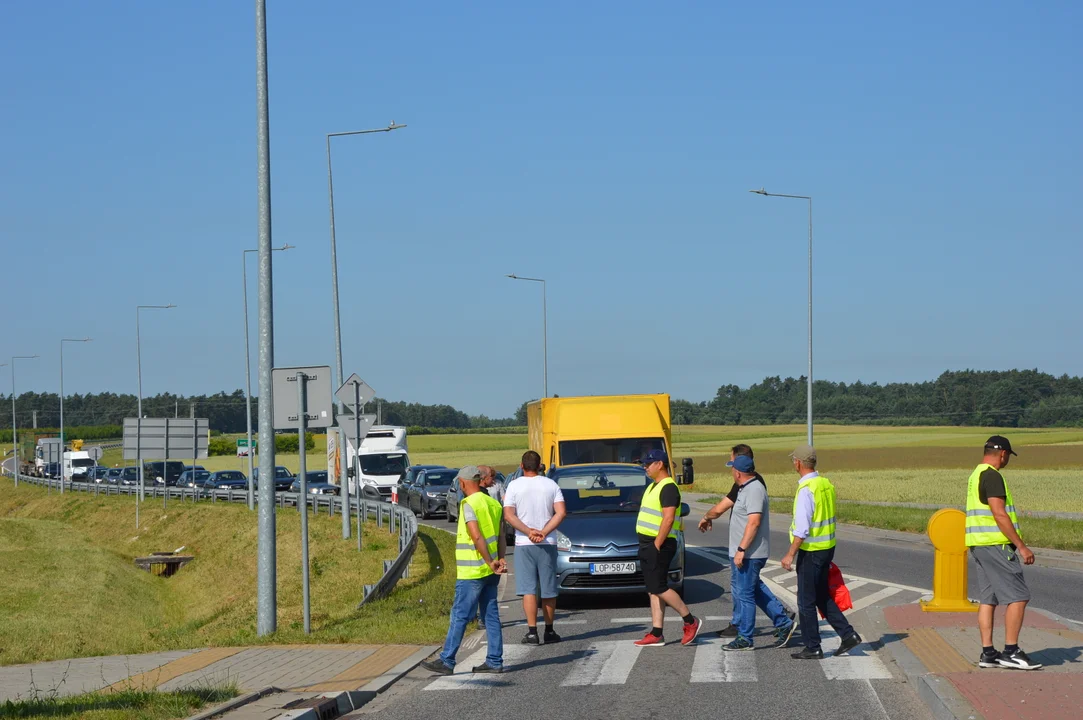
[558,438,665,466]
[361,453,408,476]
[72,459,95,468]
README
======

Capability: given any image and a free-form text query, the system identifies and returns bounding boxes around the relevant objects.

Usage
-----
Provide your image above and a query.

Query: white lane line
[690,638,758,682]
[424,645,533,690]
[561,641,642,686]
[505,619,589,626]
[760,573,798,611]
[850,586,902,611]
[845,580,869,592]
[813,623,893,680]
[611,616,729,624]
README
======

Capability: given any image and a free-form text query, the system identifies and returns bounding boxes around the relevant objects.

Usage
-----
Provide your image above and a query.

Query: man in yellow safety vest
[967,436,1040,671]
[633,449,702,646]
[780,445,862,660]
[422,465,507,675]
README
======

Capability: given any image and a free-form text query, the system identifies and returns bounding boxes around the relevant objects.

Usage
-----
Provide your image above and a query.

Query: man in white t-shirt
[503,450,566,644]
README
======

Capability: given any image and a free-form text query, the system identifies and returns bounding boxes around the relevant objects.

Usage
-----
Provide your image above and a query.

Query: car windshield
[217,471,244,481]
[361,453,408,476]
[423,470,457,486]
[551,468,650,514]
[192,471,210,481]
[275,467,292,478]
[306,471,328,483]
[122,468,138,478]
[558,438,665,466]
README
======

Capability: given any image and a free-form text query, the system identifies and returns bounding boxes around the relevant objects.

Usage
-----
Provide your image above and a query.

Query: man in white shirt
[503,450,566,644]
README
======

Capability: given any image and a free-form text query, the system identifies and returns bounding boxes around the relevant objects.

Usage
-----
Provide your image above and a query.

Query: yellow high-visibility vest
[636,477,682,540]
[455,491,503,579]
[789,475,837,551]
[965,463,1020,547]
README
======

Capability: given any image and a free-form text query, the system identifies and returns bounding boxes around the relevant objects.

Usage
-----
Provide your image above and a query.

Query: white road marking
[424,645,533,690]
[813,624,893,680]
[850,586,902,610]
[760,573,798,610]
[561,641,642,686]
[506,619,588,626]
[610,616,729,624]
[844,580,868,592]
[689,638,758,682]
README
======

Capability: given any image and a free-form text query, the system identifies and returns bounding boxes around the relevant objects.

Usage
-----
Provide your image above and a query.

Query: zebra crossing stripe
[561,641,642,686]
[816,624,893,681]
[849,586,902,611]
[424,645,533,691]
[690,638,758,682]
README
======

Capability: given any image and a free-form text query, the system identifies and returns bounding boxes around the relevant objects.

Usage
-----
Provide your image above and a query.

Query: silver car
[548,464,687,596]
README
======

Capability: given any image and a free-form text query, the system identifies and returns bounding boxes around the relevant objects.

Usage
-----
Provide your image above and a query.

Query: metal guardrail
[1,469,420,609]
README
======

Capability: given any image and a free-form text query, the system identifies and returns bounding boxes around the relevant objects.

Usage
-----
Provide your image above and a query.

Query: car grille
[561,572,644,588]
[567,556,637,563]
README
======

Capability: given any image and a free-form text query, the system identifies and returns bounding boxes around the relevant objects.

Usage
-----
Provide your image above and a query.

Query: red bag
[820,562,853,619]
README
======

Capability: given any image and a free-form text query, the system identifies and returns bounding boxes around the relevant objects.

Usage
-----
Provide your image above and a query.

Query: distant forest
[2,370,1082,435]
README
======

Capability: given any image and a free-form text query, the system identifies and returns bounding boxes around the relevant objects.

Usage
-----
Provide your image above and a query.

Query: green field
[0,687,238,720]
[0,478,456,666]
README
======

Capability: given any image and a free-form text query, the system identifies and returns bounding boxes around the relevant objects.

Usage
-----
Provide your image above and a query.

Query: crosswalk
[423,621,892,691]
[685,545,929,612]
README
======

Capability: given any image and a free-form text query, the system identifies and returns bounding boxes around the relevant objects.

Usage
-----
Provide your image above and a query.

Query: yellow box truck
[527,394,674,471]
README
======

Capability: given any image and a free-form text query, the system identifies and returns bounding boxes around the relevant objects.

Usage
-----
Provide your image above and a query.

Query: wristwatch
[736,546,746,553]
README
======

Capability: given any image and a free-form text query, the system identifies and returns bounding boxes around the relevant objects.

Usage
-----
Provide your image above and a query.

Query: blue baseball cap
[640,449,668,465]
[726,455,755,473]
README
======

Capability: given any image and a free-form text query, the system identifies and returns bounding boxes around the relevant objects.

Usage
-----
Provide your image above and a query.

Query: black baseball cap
[641,449,669,465]
[984,435,1017,456]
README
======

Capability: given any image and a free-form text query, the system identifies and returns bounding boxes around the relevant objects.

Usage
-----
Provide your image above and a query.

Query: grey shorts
[515,544,559,599]
[971,544,1031,606]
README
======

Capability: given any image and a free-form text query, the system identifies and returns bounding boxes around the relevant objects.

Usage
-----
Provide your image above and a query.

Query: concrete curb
[866,607,983,720]
[184,686,281,720]
[359,645,440,694]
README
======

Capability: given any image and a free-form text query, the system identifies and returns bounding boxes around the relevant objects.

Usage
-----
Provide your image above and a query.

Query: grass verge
[0,686,237,720]
[0,478,456,665]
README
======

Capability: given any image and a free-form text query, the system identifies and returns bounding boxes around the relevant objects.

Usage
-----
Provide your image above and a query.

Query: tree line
[2,369,1082,434]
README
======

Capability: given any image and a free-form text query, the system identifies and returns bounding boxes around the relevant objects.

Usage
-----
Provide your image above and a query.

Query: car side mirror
[676,457,694,485]
[680,502,690,518]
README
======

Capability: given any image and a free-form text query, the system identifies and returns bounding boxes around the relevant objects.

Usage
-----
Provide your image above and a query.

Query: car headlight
[555,531,572,552]
[310,488,320,494]
[426,491,442,498]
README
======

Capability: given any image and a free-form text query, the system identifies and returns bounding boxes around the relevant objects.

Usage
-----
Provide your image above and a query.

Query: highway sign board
[122,418,209,460]
[272,366,333,430]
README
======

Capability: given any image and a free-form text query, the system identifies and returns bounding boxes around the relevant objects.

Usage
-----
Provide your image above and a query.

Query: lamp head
[750,188,768,195]
[506,274,518,279]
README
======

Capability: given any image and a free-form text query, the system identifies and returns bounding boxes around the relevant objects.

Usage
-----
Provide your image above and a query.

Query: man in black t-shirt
[698,444,771,638]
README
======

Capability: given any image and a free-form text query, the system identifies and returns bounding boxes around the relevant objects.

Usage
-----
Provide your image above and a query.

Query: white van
[63,451,95,481]
[345,425,410,500]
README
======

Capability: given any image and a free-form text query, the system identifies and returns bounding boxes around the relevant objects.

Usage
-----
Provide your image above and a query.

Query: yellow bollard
[920,508,978,612]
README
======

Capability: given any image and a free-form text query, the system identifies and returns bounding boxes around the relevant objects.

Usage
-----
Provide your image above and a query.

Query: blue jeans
[439,574,503,669]
[796,547,854,651]
[731,557,792,641]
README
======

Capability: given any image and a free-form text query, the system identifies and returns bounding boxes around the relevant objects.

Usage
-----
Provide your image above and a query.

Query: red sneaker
[681,617,703,646]
[634,632,665,647]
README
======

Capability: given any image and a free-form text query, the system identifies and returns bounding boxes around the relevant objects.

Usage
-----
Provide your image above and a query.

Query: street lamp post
[750,188,814,446]
[243,244,293,510]
[10,355,39,486]
[326,121,406,522]
[326,122,406,407]
[506,275,548,398]
[136,304,175,523]
[59,338,92,494]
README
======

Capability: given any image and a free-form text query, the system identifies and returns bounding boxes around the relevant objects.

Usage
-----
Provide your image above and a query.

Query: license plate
[589,561,637,575]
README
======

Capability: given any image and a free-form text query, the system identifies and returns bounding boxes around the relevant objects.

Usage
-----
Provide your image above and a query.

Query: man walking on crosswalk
[634,449,702,646]
[781,445,862,660]
[718,454,797,650]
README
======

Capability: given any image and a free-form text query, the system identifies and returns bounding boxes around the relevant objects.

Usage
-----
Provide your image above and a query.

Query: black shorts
[638,537,677,595]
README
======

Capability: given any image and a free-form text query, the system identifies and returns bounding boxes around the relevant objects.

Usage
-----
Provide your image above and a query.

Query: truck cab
[63,451,95,481]
[346,425,410,500]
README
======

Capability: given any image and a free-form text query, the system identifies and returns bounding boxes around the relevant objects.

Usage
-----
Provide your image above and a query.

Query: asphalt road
[364,521,935,720]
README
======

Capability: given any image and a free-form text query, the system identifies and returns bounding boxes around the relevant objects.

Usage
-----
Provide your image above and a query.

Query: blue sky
[1,1,1080,417]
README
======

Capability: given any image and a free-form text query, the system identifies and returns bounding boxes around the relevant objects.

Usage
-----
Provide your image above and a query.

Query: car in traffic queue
[200,470,248,497]
[403,467,459,519]
[546,463,687,596]
[144,460,186,486]
[177,469,211,490]
[288,471,339,495]
[396,465,446,507]
[105,467,124,484]
[86,466,110,483]
[252,465,295,492]
[445,470,509,535]
[117,467,140,486]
